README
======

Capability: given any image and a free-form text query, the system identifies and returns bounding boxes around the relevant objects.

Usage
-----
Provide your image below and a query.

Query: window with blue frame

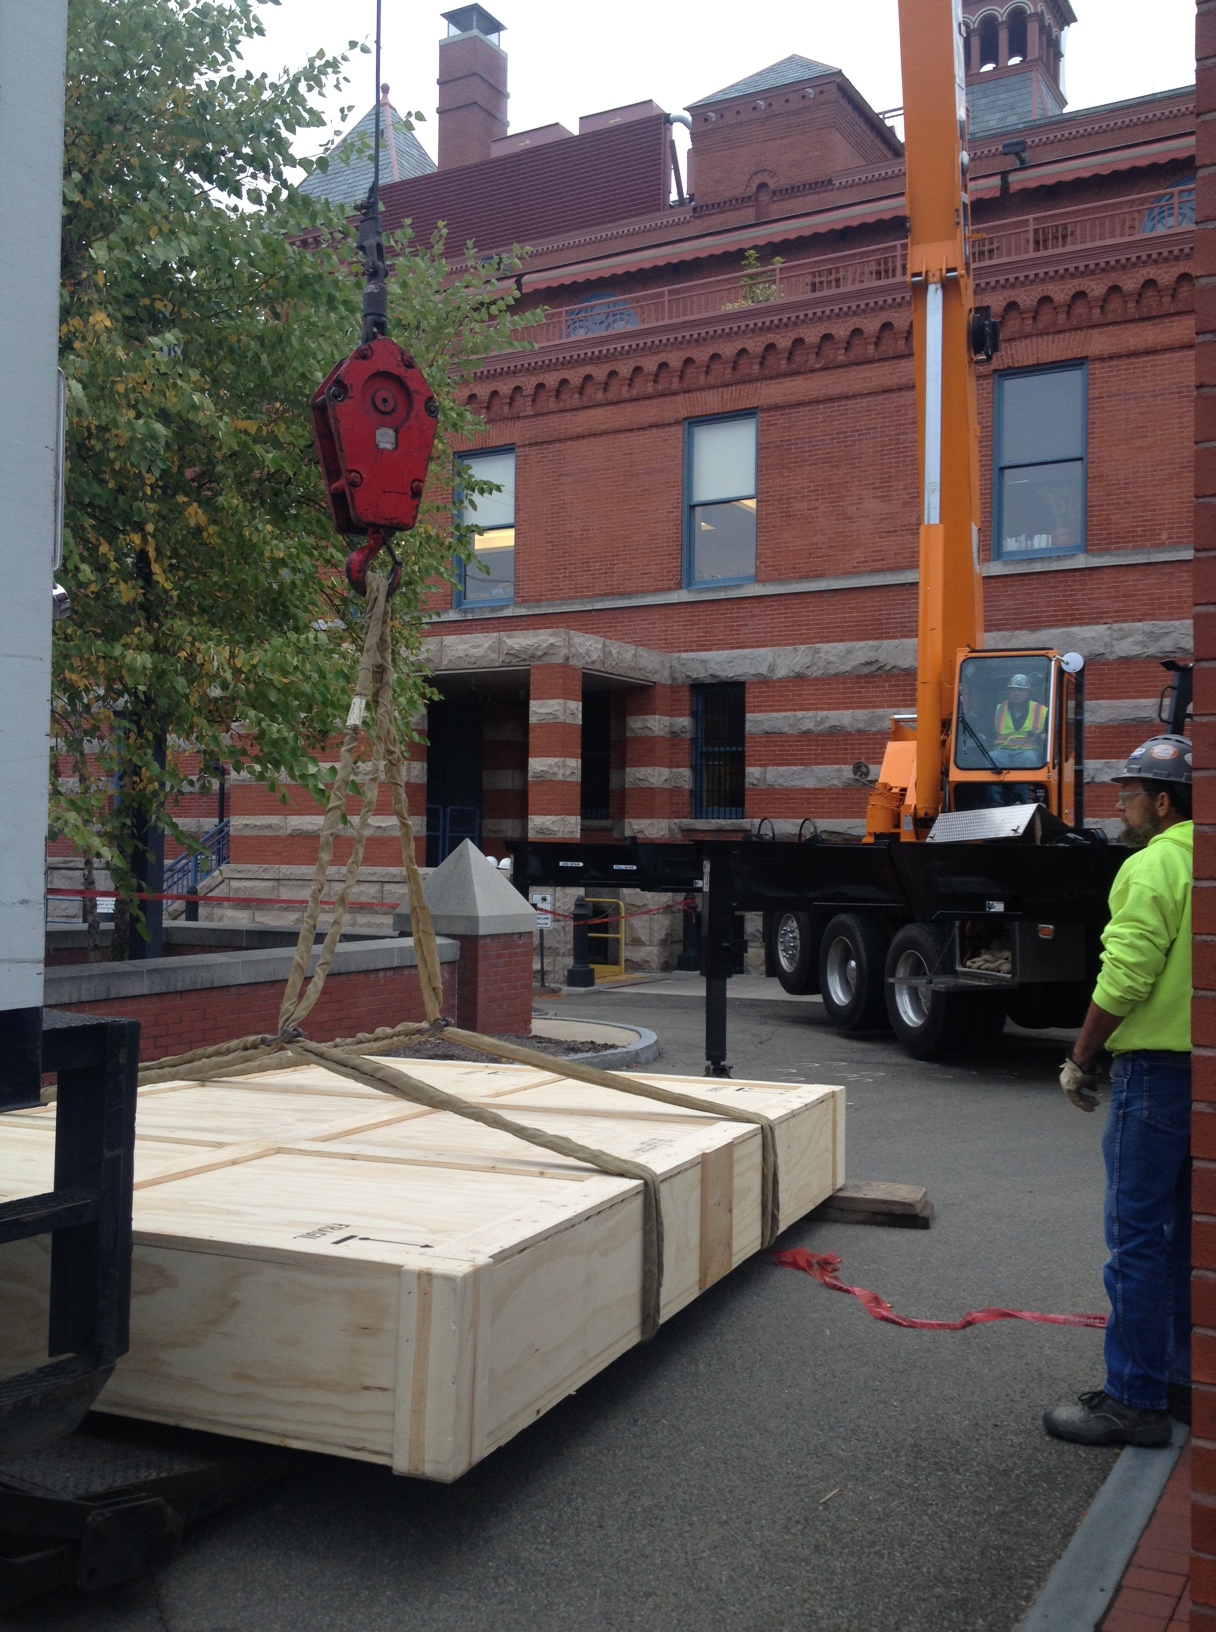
[993,363,1087,559]
[684,413,758,586]
[456,447,515,606]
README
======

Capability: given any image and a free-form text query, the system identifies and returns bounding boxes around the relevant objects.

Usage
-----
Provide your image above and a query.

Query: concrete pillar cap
[393,840,536,937]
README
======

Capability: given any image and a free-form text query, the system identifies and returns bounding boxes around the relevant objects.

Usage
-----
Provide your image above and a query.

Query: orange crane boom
[899,0,986,824]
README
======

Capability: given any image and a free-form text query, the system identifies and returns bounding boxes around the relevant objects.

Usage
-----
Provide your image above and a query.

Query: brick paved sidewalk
[1100,1440,1191,1631]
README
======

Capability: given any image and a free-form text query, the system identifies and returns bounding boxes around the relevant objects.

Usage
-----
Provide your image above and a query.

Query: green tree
[724,247,785,308]
[53,0,531,954]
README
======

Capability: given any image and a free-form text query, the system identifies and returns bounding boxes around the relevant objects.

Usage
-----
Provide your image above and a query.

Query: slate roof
[299,101,435,208]
[689,55,839,108]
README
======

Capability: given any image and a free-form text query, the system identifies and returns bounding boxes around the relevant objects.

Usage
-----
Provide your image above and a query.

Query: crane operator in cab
[990,672,1048,771]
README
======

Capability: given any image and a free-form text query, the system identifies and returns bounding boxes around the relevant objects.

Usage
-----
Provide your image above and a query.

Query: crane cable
[135,573,783,1343]
[124,5,781,1343]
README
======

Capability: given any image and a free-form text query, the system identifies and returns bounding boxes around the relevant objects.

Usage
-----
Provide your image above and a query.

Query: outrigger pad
[809,1180,933,1230]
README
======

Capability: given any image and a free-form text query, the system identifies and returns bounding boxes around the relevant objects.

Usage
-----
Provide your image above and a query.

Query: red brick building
[391,3,1193,865]
[160,2,1196,966]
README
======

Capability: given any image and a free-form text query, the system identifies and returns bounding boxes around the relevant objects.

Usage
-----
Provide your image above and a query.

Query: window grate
[580,691,612,821]
[693,683,746,819]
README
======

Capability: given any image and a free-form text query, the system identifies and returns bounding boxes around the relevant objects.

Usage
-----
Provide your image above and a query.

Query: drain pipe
[665,112,691,206]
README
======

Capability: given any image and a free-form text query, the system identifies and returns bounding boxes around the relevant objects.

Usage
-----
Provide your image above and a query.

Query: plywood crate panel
[0,1061,843,1481]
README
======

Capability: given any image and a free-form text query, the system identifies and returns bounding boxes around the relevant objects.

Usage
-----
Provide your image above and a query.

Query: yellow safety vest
[993,699,1047,749]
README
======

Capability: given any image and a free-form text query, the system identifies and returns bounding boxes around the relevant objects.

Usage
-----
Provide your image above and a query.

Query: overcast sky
[239,0,1196,169]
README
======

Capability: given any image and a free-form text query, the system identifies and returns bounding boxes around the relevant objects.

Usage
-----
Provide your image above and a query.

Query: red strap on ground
[772,1249,1107,1331]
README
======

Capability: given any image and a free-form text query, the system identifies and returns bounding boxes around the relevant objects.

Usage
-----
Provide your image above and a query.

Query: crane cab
[947,649,1080,823]
[865,648,1083,840]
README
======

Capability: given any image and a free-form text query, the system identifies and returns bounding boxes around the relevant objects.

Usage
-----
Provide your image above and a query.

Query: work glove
[1059,1056,1099,1113]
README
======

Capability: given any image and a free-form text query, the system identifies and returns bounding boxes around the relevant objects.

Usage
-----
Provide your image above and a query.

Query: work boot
[1167,1383,1192,1426]
[1043,1390,1171,1448]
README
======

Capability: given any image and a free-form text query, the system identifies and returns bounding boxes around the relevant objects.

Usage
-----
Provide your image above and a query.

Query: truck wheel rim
[825,935,859,1008]
[776,914,802,973]
[892,948,932,1028]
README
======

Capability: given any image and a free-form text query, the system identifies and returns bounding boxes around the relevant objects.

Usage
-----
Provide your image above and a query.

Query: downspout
[666,112,691,206]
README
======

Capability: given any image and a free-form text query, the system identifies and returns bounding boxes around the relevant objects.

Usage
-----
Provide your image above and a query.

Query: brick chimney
[438,5,508,171]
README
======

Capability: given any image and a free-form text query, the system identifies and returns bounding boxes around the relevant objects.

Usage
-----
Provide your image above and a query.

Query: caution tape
[547,896,697,926]
[772,1249,1107,1331]
[49,887,397,911]
[49,888,698,927]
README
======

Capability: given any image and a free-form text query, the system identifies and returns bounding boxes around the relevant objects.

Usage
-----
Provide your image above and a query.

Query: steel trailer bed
[511,834,1127,1069]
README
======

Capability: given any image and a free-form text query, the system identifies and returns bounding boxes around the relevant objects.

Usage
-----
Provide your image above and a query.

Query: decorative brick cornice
[470,247,1192,390]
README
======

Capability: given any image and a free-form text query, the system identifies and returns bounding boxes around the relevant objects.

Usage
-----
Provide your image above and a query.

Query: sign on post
[529,892,553,930]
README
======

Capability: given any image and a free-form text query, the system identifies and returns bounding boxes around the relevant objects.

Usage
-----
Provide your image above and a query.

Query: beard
[1120,809,1161,849]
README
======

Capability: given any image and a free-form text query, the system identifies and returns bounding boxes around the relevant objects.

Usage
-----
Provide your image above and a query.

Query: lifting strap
[136,571,782,1339]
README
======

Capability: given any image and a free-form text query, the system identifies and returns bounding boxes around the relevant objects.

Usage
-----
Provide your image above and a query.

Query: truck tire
[885,924,1007,1059]
[818,914,890,1032]
[771,910,817,994]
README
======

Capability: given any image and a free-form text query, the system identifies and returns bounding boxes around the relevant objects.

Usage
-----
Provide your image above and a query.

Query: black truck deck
[511,830,1128,1070]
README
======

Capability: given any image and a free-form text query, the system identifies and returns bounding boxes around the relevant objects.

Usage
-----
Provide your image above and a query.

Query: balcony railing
[970,184,1194,265]
[525,186,1193,349]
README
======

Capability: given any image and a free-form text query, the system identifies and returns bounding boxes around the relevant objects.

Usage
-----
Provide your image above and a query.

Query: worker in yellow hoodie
[1046,734,1193,1449]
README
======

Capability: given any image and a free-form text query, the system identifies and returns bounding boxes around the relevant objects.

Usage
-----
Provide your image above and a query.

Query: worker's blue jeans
[1102,1050,1192,1411]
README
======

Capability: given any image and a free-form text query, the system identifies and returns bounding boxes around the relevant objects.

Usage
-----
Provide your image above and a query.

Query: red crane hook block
[310,336,439,592]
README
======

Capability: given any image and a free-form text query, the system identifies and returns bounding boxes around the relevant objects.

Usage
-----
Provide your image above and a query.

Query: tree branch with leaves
[53,0,535,954]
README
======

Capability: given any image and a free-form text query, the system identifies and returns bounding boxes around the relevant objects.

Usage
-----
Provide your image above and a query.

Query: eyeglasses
[1116,786,1146,808]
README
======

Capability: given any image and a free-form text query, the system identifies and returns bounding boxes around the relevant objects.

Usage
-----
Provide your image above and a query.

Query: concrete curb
[1016,1420,1187,1631]
[533,1019,660,1071]
[43,936,459,1004]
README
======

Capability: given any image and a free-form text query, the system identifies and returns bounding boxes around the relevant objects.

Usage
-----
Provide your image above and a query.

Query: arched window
[1007,7,1028,65]
[979,15,999,70]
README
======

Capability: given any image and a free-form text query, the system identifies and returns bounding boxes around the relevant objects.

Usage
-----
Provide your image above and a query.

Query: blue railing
[164,818,230,899]
[426,804,481,867]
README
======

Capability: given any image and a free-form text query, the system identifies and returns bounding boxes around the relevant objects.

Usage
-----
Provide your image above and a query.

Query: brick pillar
[1195,3,1216,1620]
[1025,11,1040,66]
[623,683,691,840]
[528,664,582,840]
[393,838,536,1035]
[454,932,533,1034]
[997,17,1010,67]
[482,700,528,856]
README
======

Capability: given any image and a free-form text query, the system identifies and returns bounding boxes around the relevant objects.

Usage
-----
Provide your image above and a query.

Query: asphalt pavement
[8,988,1121,1632]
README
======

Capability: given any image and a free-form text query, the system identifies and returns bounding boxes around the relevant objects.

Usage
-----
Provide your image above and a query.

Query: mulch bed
[382,1032,617,1064]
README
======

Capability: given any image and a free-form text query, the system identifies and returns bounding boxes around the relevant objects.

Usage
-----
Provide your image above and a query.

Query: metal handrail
[164,818,231,898]
[523,185,1193,349]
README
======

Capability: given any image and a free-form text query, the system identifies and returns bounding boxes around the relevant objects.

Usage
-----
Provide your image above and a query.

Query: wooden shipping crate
[0,1061,843,1481]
